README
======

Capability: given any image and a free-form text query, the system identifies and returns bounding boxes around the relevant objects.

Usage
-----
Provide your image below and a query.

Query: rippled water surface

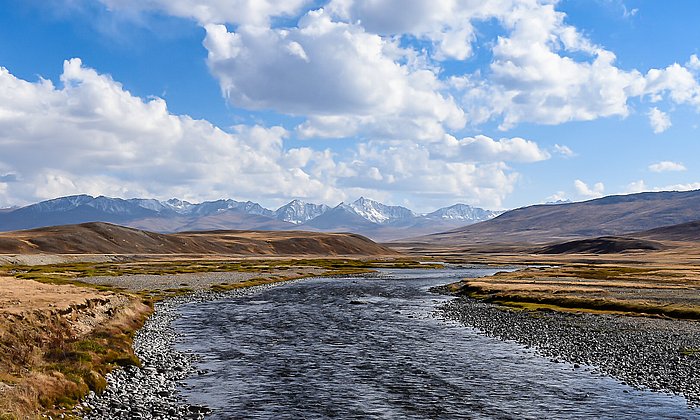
[173,268,698,419]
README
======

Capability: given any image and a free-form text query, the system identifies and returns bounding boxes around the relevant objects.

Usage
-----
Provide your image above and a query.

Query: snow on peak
[274,200,330,224]
[348,197,415,224]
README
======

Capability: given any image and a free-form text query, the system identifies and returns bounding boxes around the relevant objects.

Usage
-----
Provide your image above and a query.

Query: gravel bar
[75,281,298,419]
[437,295,700,406]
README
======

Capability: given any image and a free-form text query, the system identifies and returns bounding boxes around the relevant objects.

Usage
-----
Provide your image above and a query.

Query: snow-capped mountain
[164,198,195,213]
[424,204,499,222]
[348,197,416,224]
[274,200,330,224]
[233,201,274,217]
[0,194,501,240]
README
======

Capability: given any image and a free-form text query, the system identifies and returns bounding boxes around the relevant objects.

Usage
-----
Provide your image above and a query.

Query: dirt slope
[415,190,700,245]
[0,222,399,256]
[537,236,665,254]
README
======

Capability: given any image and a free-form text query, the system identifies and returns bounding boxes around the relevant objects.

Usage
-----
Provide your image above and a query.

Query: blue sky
[0,0,699,212]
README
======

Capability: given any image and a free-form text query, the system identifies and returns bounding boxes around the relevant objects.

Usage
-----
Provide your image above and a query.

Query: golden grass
[0,296,151,419]
[455,262,700,320]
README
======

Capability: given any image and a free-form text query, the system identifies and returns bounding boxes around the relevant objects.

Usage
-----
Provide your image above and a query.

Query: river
[172,267,698,419]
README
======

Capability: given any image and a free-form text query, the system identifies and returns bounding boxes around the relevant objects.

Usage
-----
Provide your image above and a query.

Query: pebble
[436,296,700,406]
[77,281,306,419]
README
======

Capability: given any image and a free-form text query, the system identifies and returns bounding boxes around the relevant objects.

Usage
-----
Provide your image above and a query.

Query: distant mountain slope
[274,200,330,224]
[421,190,700,244]
[0,195,498,240]
[424,203,499,221]
[537,237,665,254]
[348,197,415,224]
[303,204,379,231]
[128,210,297,233]
[0,222,398,256]
[633,220,700,242]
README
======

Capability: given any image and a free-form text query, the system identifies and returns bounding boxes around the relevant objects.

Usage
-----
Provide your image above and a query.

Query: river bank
[76,281,307,419]
[79,268,700,418]
[437,296,700,406]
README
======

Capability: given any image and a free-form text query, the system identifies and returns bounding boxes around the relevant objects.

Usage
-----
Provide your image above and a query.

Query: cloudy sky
[1,0,699,211]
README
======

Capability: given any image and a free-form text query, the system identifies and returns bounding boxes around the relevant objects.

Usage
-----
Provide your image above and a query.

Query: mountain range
[417,189,700,245]
[0,195,499,241]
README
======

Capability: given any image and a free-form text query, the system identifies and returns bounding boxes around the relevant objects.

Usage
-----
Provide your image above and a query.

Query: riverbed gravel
[437,296,700,406]
[75,282,293,420]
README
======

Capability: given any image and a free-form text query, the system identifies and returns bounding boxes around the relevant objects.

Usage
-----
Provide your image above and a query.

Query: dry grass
[0,290,150,419]
[454,262,700,319]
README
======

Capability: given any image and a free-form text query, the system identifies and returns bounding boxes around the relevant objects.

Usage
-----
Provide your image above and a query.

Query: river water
[172,267,698,419]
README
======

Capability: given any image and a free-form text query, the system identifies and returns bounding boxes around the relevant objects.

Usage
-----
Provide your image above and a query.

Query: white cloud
[647,107,672,133]
[574,179,605,199]
[203,10,465,141]
[545,191,568,203]
[0,59,343,205]
[98,0,310,26]
[553,144,575,157]
[648,161,686,173]
[434,135,551,163]
[688,54,700,72]
[625,180,700,194]
[0,60,533,210]
[326,0,485,61]
[625,179,647,194]
[335,140,521,208]
[92,0,700,135]
[662,182,700,192]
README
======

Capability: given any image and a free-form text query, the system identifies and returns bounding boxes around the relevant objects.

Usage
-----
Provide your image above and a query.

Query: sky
[0,0,699,212]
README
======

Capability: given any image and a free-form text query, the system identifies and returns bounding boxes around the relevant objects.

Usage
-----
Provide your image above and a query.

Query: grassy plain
[395,239,700,320]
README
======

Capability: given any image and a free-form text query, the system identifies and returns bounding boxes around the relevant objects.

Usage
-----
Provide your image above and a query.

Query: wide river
[172,267,698,419]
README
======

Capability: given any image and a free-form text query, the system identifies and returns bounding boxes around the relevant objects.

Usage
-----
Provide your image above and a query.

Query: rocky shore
[437,296,700,406]
[75,283,290,419]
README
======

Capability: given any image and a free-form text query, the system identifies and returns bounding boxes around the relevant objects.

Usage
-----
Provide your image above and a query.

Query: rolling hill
[418,190,700,245]
[0,222,399,256]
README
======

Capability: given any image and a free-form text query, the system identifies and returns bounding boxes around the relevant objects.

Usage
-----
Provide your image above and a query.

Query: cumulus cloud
[326,0,485,61]
[92,0,700,135]
[574,179,605,199]
[98,0,310,26]
[0,59,342,205]
[0,60,531,209]
[625,180,700,194]
[203,10,465,140]
[553,144,575,157]
[433,135,551,163]
[625,179,648,194]
[545,191,568,203]
[648,161,686,173]
[647,107,672,133]
[335,140,520,208]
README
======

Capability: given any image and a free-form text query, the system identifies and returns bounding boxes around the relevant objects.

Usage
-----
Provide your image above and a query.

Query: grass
[457,272,700,320]
[0,257,438,289]
[0,297,151,419]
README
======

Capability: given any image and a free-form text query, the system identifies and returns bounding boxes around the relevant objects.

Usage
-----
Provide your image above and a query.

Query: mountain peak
[348,197,415,224]
[425,203,499,221]
[274,200,330,224]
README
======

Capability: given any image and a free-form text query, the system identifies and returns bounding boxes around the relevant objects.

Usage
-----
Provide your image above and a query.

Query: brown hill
[416,190,700,245]
[537,236,665,254]
[633,220,700,242]
[0,222,399,256]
